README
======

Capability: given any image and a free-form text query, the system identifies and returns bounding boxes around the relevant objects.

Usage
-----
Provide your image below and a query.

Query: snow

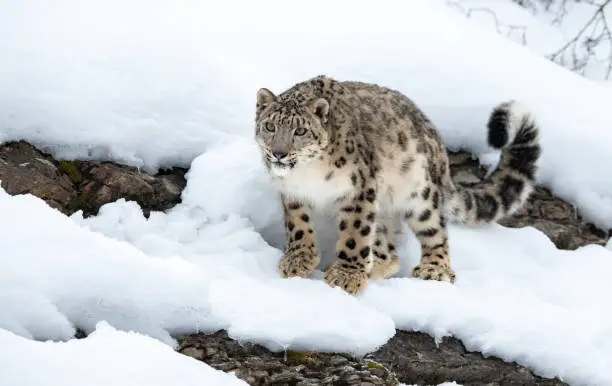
[89,140,612,385]
[442,0,567,53]
[0,321,246,386]
[2,139,612,384]
[1,0,612,227]
[531,0,612,82]
[2,1,612,386]
[446,0,612,83]
[0,188,394,354]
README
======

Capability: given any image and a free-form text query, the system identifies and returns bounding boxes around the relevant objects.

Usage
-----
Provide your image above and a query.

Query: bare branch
[446,0,529,46]
[547,0,612,80]
[448,0,612,81]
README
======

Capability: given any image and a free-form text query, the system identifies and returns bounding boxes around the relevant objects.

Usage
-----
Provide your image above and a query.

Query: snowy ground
[2,1,612,386]
[2,0,612,228]
[0,322,247,386]
[445,0,612,83]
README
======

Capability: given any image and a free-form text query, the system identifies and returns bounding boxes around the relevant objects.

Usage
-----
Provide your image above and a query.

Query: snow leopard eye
[264,123,276,133]
[294,127,307,136]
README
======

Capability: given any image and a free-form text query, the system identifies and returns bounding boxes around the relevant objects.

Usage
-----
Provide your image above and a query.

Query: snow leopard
[254,75,540,295]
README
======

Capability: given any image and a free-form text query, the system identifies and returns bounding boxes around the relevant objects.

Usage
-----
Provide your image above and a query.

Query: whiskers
[260,148,274,160]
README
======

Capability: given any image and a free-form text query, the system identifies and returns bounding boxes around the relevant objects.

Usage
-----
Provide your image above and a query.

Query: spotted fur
[255,75,541,295]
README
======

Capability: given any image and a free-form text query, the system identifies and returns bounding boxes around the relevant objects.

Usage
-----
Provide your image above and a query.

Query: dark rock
[178,330,568,386]
[67,161,187,216]
[0,141,76,214]
[178,331,398,386]
[369,330,567,386]
[448,151,610,249]
[0,141,186,216]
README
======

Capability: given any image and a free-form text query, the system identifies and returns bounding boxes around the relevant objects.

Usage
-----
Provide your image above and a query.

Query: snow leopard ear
[312,98,329,122]
[256,88,276,115]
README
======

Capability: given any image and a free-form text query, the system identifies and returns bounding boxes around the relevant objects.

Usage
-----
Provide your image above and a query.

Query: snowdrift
[1,1,612,385]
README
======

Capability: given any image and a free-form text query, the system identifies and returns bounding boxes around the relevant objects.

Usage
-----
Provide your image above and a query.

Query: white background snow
[0,321,247,386]
[445,0,612,83]
[1,1,612,385]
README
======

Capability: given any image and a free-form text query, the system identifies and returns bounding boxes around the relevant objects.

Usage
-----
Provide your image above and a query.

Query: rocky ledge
[1,140,608,385]
[178,330,566,386]
[449,151,611,250]
[0,140,187,216]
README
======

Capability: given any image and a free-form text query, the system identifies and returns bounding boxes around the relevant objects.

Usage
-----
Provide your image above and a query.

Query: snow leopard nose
[272,151,288,160]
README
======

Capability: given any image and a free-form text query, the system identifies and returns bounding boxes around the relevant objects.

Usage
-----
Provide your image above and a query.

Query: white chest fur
[273,161,353,209]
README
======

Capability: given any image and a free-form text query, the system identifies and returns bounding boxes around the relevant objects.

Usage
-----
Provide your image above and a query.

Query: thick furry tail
[445,101,542,225]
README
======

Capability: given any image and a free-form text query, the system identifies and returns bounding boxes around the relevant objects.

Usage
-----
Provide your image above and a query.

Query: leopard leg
[278,196,320,278]
[369,215,401,280]
[324,184,378,295]
[404,185,456,283]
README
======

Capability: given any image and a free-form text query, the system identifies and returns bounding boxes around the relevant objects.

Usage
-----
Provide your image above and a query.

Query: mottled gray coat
[255,75,541,294]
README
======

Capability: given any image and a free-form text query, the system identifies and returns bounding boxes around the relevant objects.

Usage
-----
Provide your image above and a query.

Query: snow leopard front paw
[412,263,456,283]
[279,245,320,278]
[324,261,369,295]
